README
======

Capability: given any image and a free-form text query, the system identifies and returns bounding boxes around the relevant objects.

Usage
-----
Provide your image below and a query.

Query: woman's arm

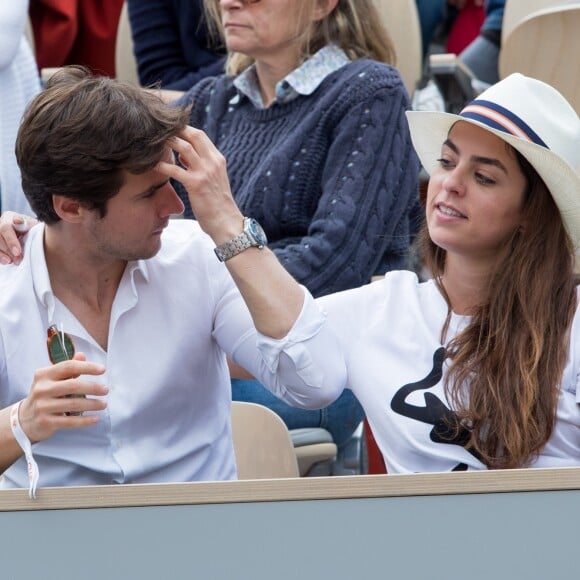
[127,0,225,90]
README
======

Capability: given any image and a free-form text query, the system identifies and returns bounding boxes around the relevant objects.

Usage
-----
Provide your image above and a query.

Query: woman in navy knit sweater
[170,0,421,465]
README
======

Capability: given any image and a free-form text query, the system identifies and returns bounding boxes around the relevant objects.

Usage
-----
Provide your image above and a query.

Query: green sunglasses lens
[47,325,75,364]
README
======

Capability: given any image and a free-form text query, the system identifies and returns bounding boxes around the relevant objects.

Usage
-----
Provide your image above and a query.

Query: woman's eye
[436,157,453,169]
[475,172,495,186]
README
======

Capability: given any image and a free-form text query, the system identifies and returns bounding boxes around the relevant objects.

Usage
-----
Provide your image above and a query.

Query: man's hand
[158,126,305,341]
[18,353,108,443]
[0,211,37,265]
[157,126,245,245]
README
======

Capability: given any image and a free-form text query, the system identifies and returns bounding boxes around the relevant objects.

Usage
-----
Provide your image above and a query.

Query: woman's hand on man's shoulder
[0,211,36,265]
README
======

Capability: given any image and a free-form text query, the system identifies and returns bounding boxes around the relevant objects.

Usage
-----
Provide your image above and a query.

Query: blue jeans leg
[231,379,364,450]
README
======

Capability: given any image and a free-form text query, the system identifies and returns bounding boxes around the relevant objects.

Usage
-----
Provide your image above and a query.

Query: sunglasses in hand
[46,324,85,416]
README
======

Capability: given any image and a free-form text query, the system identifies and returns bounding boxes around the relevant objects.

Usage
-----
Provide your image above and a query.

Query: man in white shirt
[0,66,342,496]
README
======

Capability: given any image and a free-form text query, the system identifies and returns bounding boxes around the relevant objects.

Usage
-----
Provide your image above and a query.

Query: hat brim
[406,110,580,249]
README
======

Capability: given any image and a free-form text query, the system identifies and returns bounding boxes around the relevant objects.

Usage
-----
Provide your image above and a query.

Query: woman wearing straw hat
[2,72,580,472]
[309,72,580,471]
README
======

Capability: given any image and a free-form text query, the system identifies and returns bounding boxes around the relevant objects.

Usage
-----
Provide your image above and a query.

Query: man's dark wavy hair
[16,65,190,223]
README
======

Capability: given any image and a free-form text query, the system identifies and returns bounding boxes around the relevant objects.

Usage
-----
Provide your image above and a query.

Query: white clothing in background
[0,2,41,214]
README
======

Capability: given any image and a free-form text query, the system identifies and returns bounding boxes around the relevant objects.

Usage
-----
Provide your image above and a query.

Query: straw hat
[406,73,580,247]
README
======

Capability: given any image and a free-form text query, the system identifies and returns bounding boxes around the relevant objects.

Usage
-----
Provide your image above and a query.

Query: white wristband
[9,401,39,499]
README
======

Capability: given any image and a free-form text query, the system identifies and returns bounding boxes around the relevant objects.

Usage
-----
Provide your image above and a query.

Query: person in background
[173,0,421,461]
[0,1,41,215]
[29,0,124,77]
[459,0,504,85]
[128,0,226,90]
[415,0,484,61]
[412,0,500,114]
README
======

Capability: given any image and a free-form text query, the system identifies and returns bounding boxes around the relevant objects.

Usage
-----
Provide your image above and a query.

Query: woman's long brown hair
[421,148,577,469]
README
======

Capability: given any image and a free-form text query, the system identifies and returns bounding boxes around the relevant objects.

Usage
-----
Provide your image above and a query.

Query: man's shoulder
[0,226,41,297]
[156,219,217,262]
[0,261,33,313]
[160,218,210,246]
[0,263,21,288]
[164,217,204,236]
[149,219,232,291]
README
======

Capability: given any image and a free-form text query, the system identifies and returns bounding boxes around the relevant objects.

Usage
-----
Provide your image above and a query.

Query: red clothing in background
[365,419,387,474]
[29,0,124,76]
[446,0,485,55]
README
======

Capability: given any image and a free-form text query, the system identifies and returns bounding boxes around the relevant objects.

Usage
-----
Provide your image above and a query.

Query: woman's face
[218,0,318,66]
[425,121,528,264]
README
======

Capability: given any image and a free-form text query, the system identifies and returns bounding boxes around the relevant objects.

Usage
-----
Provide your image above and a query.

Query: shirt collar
[29,223,149,322]
[233,45,350,109]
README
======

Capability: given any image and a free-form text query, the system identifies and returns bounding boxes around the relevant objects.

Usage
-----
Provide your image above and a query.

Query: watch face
[247,218,268,246]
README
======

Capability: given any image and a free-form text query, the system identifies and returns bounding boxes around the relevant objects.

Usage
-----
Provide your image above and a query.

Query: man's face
[84,148,185,262]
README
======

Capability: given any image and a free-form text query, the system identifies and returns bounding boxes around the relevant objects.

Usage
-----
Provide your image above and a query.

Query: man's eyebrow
[137,178,170,197]
[443,138,509,175]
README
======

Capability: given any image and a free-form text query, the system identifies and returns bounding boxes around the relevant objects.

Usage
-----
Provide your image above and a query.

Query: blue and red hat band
[460,99,548,149]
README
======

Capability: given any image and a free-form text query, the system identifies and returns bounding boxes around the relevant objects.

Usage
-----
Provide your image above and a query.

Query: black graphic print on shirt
[390,347,483,470]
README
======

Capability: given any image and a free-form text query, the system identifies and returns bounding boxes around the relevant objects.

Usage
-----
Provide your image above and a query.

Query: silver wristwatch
[214,217,268,262]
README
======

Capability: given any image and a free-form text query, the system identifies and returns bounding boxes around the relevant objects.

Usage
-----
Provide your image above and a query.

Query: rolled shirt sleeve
[227,287,347,410]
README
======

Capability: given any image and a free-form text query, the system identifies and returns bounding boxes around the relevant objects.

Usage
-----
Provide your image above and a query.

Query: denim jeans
[231,379,364,450]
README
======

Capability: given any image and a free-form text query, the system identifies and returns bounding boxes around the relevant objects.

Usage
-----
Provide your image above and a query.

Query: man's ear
[52,195,83,223]
[313,0,339,21]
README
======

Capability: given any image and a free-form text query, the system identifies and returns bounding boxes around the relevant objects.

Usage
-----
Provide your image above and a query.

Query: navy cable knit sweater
[177,59,421,297]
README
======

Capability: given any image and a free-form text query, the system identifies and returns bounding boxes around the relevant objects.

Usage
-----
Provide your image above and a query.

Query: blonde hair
[203,0,396,75]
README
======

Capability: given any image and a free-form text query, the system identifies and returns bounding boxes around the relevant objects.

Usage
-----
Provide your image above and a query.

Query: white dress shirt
[0,220,341,489]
